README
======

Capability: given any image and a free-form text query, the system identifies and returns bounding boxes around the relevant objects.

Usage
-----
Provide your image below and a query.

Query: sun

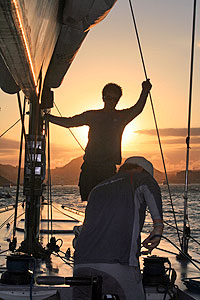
[71,126,90,148]
[122,123,138,150]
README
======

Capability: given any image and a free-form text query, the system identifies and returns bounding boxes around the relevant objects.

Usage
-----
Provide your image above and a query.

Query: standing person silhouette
[45,79,152,201]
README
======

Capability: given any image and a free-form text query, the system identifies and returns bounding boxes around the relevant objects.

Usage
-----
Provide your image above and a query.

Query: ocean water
[0,184,200,255]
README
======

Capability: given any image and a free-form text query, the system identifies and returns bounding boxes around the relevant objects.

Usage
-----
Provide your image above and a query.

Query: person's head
[119,156,154,177]
[102,83,122,109]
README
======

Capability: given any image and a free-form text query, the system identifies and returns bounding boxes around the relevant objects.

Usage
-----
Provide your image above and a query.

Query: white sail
[0,0,117,98]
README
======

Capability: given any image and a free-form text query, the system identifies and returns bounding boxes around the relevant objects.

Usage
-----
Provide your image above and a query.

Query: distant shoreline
[1,159,200,186]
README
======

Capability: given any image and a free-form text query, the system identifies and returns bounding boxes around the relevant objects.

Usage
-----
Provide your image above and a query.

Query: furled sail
[0,0,117,99]
[0,0,60,99]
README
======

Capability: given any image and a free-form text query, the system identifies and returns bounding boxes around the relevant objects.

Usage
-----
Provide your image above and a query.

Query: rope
[46,120,50,241]
[13,96,26,238]
[163,219,200,247]
[52,252,73,268]
[128,0,181,247]
[0,213,15,230]
[47,121,53,237]
[0,249,10,255]
[162,236,200,272]
[52,204,80,222]
[182,0,197,253]
[155,246,178,257]
[0,206,24,231]
[155,246,200,265]
[17,92,31,164]
[54,101,85,152]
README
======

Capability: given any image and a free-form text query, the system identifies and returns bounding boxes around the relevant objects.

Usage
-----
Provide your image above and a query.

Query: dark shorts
[78,163,116,201]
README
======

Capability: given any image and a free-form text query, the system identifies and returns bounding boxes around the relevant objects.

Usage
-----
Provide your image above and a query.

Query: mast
[0,0,60,257]
[181,0,196,257]
[21,95,46,255]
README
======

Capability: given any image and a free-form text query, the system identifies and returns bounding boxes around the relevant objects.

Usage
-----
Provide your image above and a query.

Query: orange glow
[1,1,200,172]
[122,123,138,149]
[12,0,37,89]
[71,126,89,149]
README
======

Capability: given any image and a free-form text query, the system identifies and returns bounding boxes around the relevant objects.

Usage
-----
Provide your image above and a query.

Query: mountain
[0,164,23,185]
[0,175,14,186]
[0,159,200,186]
[51,156,84,185]
[51,157,169,185]
[168,170,200,184]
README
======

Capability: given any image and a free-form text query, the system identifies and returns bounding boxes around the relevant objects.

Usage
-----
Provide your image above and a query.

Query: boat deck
[141,233,200,300]
[0,204,199,300]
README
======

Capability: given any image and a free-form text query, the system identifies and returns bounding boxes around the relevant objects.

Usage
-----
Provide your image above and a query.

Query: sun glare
[122,123,138,150]
[71,126,89,148]
[67,123,138,153]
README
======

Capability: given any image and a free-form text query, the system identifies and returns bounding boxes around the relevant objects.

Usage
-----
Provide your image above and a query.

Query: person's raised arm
[44,111,89,128]
[123,79,152,123]
[136,79,152,113]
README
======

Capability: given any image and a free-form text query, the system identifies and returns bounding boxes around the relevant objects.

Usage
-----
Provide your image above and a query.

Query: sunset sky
[0,0,200,172]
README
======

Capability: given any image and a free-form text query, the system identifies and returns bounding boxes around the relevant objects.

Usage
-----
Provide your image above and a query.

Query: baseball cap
[124,156,154,176]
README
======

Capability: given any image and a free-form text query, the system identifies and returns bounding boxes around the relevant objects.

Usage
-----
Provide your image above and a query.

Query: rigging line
[13,96,26,238]
[47,121,53,237]
[52,204,80,221]
[128,0,181,247]
[0,204,24,230]
[17,92,31,164]
[155,247,178,256]
[146,210,200,247]
[0,249,10,255]
[59,250,74,262]
[49,177,53,236]
[0,213,14,230]
[162,236,200,272]
[62,205,85,217]
[54,101,85,152]
[52,252,73,268]
[155,246,200,265]
[0,118,21,138]
[163,219,200,247]
[183,0,197,235]
[47,120,50,241]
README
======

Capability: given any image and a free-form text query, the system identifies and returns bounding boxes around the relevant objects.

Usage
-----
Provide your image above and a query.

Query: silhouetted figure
[46,80,152,201]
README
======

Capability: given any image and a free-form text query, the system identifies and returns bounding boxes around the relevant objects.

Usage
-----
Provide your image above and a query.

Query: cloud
[123,145,200,172]
[144,137,200,145]
[0,137,84,168]
[1,135,199,172]
[136,128,200,137]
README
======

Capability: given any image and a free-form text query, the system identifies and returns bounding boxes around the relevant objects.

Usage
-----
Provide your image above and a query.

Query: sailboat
[0,0,200,299]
